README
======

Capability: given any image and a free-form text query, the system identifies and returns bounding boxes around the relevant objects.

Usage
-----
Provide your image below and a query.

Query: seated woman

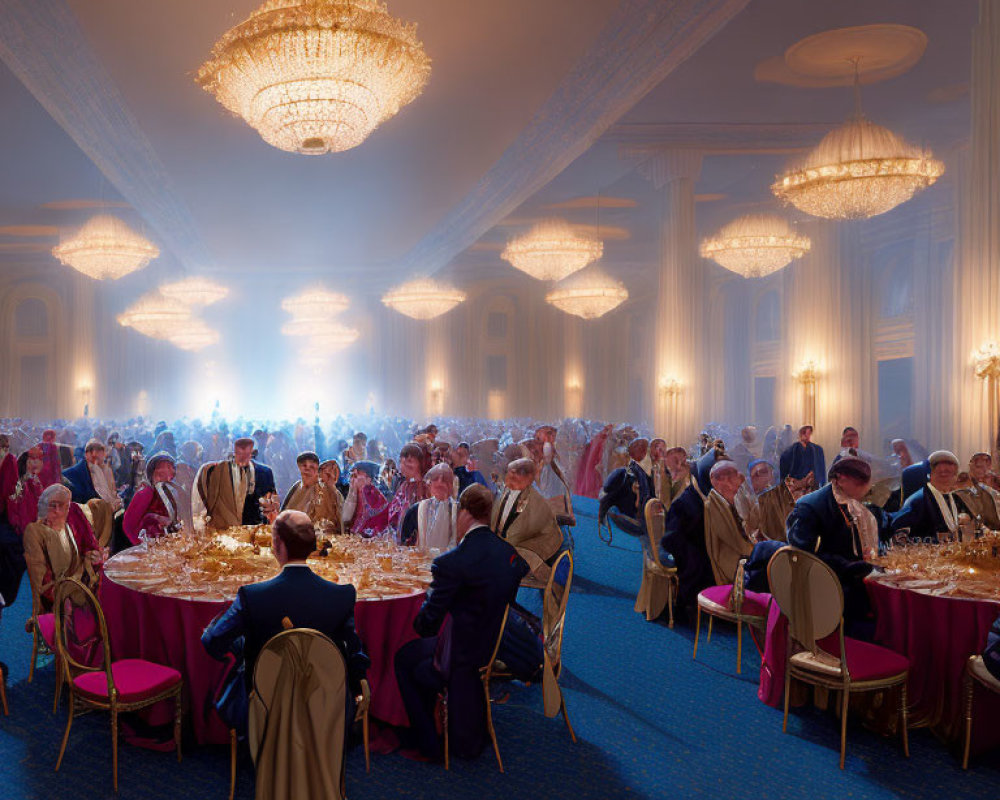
[342,461,389,535]
[23,484,104,622]
[363,443,430,540]
[122,453,181,546]
[7,445,45,535]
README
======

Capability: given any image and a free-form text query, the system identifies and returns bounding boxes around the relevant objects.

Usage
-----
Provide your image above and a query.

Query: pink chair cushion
[36,613,56,648]
[829,636,910,682]
[699,585,771,617]
[74,659,182,704]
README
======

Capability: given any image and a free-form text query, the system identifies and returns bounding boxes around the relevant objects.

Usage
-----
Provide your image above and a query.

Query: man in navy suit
[779,425,825,488]
[900,458,931,503]
[394,484,528,761]
[62,439,107,504]
[787,457,881,634]
[892,450,970,543]
[202,510,369,735]
[451,442,489,495]
[598,438,654,536]
[659,482,713,621]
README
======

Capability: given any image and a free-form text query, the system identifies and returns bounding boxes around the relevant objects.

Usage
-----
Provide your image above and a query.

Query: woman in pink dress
[363,442,429,540]
[574,424,612,499]
[123,453,181,545]
[8,446,45,535]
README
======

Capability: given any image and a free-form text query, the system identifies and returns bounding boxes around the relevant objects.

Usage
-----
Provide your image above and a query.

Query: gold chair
[52,577,183,791]
[26,579,61,712]
[638,499,678,626]
[962,654,1000,769]
[540,550,576,742]
[767,548,910,769]
[693,558,768,674]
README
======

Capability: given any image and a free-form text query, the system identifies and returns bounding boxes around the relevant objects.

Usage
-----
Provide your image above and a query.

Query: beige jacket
[492,485,563,581]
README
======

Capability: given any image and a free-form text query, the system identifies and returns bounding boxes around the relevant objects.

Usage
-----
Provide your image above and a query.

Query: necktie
[841,504,863,558]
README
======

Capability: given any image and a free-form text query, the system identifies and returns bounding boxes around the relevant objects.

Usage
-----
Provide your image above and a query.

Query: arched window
[755,291,780,342]
[481,295,517,416]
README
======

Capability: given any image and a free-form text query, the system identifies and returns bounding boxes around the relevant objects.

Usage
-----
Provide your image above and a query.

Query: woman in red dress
[123,453,181,545]
[574,423,612,499]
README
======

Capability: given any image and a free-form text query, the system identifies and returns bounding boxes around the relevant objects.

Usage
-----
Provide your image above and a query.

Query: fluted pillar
[68,273,96,418]
[954,0,1000,459]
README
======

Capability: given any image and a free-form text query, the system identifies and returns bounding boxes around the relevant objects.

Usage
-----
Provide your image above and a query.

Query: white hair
[38,483,71,521]
[709,460,739,481]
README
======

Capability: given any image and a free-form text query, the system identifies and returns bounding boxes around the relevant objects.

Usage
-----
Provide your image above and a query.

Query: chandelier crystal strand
[381,277,466,319]
[52,215,159,280]
[772,115,944,220]
[159,277,229,306]
[545,269,628,320]
[117,294,194,339]
[197,0,431,155]
[281,288,351,320]
[502,219,604,282]
[699,214,811,278]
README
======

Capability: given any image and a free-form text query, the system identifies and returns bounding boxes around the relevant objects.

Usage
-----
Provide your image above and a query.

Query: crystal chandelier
[167,320,221,351]
[699,214,811,278]
[282,319,358,346]
[281,288,351,320]
[772,64,943,220]
[545,269,628,320]
[197,0,431,155]
[502,220,603,282]
[381,277,466,319]
[159,277,229,306]
[117,294,194,339]
[52,215,159,280]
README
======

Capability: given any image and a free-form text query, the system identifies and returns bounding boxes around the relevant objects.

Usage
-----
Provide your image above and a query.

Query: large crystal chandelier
[197,0,431,155]
[772,66,943,220]
[381,277,466,319]
[699,214,811,278]
[281,288,351,320]
[52,215,159,280]
[545,269,628,320]
[502,220,604,282]
[159,277,229,306]
[117,294,194,339]
[167,320,221,351]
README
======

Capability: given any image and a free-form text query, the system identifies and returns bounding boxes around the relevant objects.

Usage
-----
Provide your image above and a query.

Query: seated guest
[534,424,570,496]
[123,453,181,546]
[892,450,970,542]
[756,467,810,542]
[62,439,122,510]
[492,458,563,582]
[394,485,529,761]
[664,446,699,505]
[39,429,70,487]
[648,438,671,503]
[280,451,343,531]
[24,484,104,618]
[779,425,825,489]
[451,442,488,495]
[400,463,458,551]
[202,510,369,736]
[0,435,16,517]
[730,426,762,477]
[7,446,45,535]
[787,457,880,633]
[361,442,430,539]
[319,458,347,500]
[342,461,389,534]
[574,423,612,499]
[344,432,368,467]
[703,461,756,585]
[194,438,277,530]
[900,456,931,502]
[955,452,1000,529]
[985,614,1000,682]
[0,436,25,617]
[598,438,653,536]
[660,468,713,618]
[174,440,204,532]
[119,441,146,506]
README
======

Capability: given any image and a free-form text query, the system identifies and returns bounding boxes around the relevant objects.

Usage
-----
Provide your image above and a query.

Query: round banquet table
[866,576,1000,755]
[100,558,424,746]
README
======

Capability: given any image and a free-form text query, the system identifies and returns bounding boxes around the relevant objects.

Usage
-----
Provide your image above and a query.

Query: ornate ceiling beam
[396,0,751,280]
[0,0,211,270]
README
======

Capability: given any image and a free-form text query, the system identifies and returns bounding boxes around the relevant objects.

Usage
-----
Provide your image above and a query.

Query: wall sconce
[565,376,583,418]
[77,382,93,418]
[428,379,444,416]
[974,341,1000,465]
[792,360,819,427]
[658,376,682,441]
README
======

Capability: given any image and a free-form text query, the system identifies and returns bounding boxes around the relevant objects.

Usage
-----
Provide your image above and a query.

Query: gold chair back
[52,577,109,691]
[249,627,348,800]
[643,498,665,566]
[767,548,844,654]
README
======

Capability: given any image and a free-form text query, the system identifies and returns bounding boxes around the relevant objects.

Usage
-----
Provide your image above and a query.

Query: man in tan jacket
[491,458,563,582]
[703,461,755,585]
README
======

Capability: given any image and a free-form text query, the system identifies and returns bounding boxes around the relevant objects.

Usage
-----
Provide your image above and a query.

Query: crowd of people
[1,411,998,778]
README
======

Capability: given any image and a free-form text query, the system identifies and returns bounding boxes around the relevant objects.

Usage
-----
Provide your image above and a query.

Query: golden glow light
[197,0,431,155]
[502,220,603,282]
[545,269,628,319]
[159,277,229,307]
[381,277,466,319]
[974,341,1000,379]
[167,320,221,351]
[772,115,944,219]
[699,214,810,278]
[52,215,159,280]
[117,294,194,340]
[281,288,350,320]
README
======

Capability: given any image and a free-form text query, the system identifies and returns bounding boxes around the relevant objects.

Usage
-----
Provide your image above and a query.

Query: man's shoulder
[245,567,354,600]
[794,485,830,512]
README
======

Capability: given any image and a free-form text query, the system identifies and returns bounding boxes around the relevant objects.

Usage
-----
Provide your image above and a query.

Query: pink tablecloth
[759,581,1000,756]
[100,576,424,745]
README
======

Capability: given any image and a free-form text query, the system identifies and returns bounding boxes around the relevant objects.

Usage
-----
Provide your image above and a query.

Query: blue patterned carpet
[1,497,997,799]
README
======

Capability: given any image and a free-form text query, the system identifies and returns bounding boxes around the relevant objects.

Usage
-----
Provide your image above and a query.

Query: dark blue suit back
[62,460,98,504]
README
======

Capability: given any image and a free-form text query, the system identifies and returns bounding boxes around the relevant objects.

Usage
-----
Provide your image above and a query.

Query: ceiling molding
[0,0,211,270]
[395,0,752,282]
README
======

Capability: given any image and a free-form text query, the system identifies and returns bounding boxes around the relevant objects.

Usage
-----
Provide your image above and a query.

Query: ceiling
[0,0,980,310]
